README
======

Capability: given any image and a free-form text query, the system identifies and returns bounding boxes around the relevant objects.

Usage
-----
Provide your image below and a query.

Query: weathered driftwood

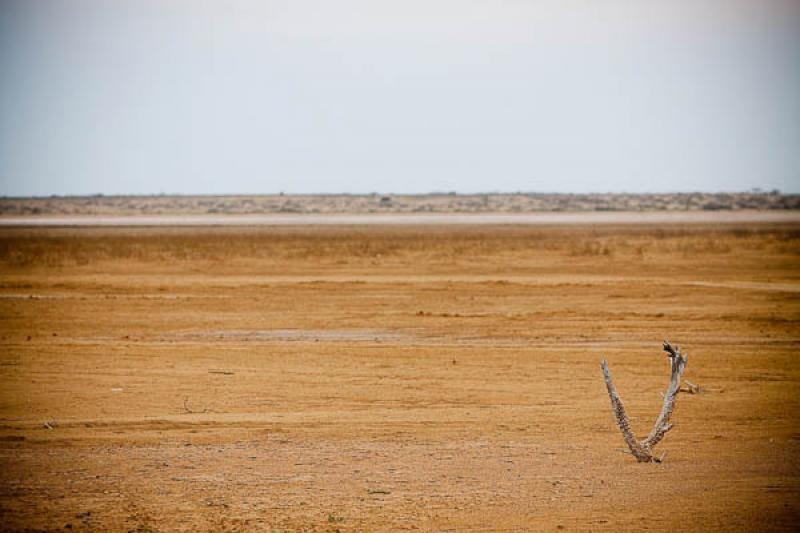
[601,341,688,463]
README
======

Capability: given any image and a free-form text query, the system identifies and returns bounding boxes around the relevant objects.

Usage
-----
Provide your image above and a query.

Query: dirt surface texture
[0,221,798,531]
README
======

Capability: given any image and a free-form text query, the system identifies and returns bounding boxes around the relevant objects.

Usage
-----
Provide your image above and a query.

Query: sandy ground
[0,223,798,531]
[2,210,800,227]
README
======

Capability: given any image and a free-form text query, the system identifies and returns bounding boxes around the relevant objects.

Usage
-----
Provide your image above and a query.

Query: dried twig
[601,341,688,463]
[680,380,701,394]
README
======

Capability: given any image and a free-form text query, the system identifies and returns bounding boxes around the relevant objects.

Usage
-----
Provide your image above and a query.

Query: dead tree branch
[601,341,688,463]
[680,380,701,394]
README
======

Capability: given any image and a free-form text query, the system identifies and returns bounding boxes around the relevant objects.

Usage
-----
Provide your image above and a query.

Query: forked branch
[601,341,688,463]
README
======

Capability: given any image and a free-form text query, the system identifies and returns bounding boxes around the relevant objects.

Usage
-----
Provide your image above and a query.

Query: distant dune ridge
[1,192,798,217]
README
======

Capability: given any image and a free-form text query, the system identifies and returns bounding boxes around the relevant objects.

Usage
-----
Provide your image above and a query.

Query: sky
[1,0,799,196]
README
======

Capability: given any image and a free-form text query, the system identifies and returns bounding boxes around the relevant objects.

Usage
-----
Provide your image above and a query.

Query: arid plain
[0,221,798,531]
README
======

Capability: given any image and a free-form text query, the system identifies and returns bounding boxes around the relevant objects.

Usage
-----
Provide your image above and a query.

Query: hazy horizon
[2,188,795,200]
[2,0,799,196]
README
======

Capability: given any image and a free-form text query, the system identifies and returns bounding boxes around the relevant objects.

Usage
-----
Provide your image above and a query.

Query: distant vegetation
[0,191,798,216]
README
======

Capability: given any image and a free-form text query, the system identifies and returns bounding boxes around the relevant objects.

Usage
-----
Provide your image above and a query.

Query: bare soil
[2,211,800,228]
[0,223,798,531]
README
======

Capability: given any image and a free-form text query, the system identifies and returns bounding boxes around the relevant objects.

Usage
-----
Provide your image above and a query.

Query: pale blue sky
[1,0,798,196]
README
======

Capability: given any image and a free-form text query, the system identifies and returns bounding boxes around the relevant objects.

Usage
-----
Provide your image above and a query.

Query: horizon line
[2,189,795,200]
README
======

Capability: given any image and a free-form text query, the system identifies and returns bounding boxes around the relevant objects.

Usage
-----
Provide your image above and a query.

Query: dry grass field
[0,222,799,531]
